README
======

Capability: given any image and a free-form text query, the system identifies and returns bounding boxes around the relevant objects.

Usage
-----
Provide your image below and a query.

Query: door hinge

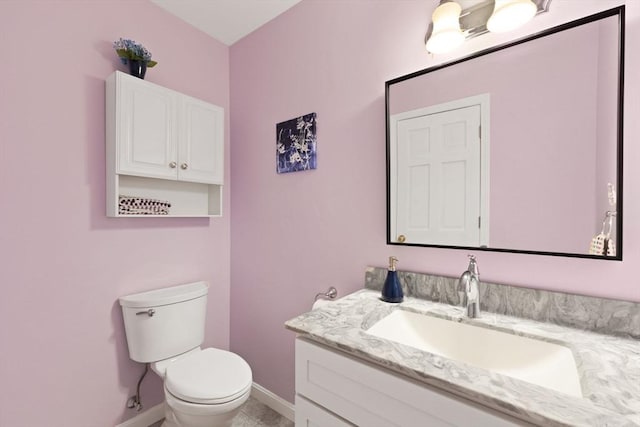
[478,216,481,228]
[478,125,481,139]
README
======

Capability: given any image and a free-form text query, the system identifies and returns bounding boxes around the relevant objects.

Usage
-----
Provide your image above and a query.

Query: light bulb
[426,1,465,54]
[487,0,537,33]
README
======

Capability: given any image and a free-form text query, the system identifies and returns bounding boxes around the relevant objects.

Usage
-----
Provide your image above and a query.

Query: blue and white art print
[276,112,317,174]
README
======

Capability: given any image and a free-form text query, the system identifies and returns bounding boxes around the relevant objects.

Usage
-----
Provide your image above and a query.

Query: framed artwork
[276,112,317,173]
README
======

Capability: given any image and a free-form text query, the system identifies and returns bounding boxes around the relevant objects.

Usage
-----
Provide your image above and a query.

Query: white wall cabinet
[106,71,224,217]
[295,338,532,427]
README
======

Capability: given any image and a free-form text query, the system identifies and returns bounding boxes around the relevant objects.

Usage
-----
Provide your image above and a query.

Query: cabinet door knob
[169,161,177,168]
[397,234,406,243]
[181,163,188,170]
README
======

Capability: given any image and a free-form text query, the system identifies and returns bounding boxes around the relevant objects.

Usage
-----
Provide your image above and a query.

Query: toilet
[119,281,252,427]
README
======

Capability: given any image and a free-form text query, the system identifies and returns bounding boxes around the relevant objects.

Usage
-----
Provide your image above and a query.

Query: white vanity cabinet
[106,71,224,217]
[295,338,530,427]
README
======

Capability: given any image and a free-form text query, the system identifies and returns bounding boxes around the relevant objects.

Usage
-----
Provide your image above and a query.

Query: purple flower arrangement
[113,38,158,68]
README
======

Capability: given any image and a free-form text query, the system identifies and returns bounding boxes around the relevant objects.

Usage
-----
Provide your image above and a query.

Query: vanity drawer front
[295,338,528,427]
[295,395,355,427]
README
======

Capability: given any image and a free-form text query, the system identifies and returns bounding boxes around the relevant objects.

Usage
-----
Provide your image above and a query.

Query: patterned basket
[118,195,171,215]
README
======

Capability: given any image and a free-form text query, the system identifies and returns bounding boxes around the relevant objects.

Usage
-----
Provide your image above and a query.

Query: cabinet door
[178,95,224,184]
[117,73,177,180]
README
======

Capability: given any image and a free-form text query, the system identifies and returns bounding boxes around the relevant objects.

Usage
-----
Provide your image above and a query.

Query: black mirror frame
[385,6,625,260]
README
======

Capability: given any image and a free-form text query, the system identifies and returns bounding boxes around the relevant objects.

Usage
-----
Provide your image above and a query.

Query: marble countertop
[285,289,640,427]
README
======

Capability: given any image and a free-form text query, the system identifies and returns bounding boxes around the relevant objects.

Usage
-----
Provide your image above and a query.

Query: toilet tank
[119,281,209,363]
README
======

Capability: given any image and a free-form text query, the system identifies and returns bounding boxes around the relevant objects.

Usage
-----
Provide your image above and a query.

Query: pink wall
[230,0,638,403]
[0,1,230,426]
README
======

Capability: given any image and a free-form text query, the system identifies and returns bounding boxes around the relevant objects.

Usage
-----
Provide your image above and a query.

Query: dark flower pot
[128,60,147,79]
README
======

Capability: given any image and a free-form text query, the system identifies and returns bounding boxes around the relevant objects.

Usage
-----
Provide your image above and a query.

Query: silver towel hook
[314,287,338,302]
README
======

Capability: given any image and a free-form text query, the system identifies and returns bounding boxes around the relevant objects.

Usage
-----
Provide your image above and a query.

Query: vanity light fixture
[425,0,551,54]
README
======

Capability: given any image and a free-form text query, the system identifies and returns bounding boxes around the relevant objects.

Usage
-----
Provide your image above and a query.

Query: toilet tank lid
[119,281,209,308]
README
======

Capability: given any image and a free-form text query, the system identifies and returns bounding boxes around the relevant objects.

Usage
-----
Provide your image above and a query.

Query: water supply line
[127,363,149,412]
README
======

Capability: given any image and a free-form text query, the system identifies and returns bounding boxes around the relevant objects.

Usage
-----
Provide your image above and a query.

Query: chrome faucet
[458,255,480,318]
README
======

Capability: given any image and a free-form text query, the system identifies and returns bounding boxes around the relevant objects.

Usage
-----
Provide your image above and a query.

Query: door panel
[442,160,467,230]
[178,96,224,184]
[117,77,177,179]
[409,164,430,229]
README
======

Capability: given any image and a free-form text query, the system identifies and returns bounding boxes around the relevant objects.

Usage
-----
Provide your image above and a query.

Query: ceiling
[150,1,493,46]
[150,0,303,46]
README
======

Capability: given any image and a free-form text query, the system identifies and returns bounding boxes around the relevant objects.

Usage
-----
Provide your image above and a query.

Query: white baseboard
[251,382,295,421]
[115,402,164,427]
[114,383,294,426]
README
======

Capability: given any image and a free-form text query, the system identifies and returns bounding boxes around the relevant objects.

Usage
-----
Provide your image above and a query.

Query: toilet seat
[165,348,252,405]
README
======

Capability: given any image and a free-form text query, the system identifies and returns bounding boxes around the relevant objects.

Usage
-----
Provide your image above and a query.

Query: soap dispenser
[381,256,403,303]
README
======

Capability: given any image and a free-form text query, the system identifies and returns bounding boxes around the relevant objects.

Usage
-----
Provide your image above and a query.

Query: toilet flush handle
[136,309,155,317]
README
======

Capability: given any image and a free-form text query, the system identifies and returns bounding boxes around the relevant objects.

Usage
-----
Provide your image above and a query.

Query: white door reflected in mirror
[391,95,490,247]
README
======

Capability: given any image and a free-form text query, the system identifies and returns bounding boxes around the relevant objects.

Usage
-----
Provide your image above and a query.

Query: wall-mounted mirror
[386,6,624,259]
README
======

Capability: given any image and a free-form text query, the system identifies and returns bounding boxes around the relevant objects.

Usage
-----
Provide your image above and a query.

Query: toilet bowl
[158,347,253,427]
[119,281,253,427]
[163,385,251,427]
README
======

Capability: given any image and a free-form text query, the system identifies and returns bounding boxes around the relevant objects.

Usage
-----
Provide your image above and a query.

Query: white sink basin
[366,309,582,397]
